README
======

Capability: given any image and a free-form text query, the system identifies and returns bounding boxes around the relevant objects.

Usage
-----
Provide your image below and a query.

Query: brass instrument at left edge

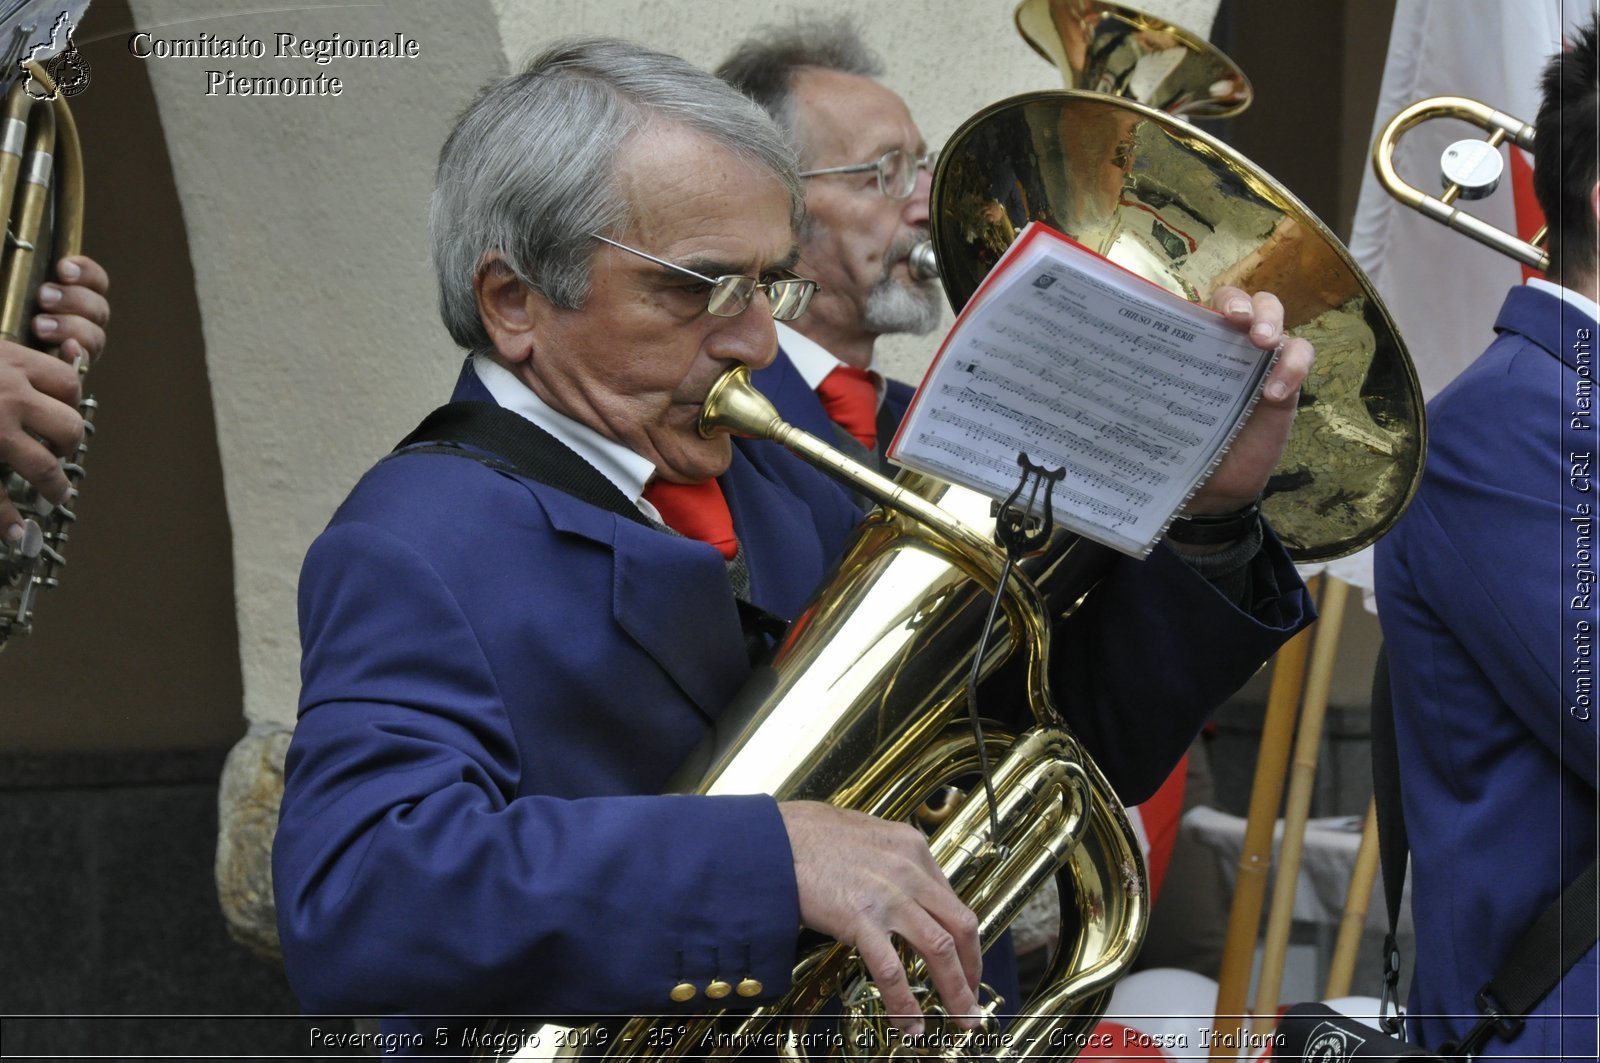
[0,59,90,649]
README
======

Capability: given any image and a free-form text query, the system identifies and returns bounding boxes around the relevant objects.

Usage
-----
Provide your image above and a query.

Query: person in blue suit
[717,23,931,473]
[1375,18,1599,1059]
[272,36,1314,1054]
[718,19,1224,985]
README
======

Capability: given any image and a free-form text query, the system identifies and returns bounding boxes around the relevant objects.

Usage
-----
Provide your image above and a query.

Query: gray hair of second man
[715,19,885,159]
[430,37,804,354]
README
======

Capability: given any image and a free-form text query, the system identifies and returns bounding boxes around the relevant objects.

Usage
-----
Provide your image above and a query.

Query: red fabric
[815,366,879,450]
[642,478,738,560]
[1134,752,1188,905]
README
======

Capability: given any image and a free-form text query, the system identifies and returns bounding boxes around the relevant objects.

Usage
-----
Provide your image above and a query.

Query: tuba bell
[907,1,1256,287]
[933,92,1424,561]
[0,58,90,649]
[484,87,1423,1062]
[1372,95,1547,270]
[1013,0,1252,118]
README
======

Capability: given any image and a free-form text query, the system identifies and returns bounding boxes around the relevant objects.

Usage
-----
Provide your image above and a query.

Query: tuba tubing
[1373,95,1547,270]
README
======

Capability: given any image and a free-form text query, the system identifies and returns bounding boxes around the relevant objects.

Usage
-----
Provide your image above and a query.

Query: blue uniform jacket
[1377,285,1598,1058]
[276,361,1312,1046]
[749,345,913,471]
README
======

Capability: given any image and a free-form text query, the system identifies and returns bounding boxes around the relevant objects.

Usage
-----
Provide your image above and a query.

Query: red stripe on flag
[1509,146,1545,281]
[1136,752,1187,905]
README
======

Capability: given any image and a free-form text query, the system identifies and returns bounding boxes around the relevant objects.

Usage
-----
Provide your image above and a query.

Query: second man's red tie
[816,365,879,450]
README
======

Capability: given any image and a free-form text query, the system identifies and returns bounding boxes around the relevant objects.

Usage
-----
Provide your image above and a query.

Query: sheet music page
[888,222,1275,557]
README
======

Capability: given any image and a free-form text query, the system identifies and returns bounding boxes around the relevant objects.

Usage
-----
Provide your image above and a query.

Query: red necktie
[816,366,879,450]
[643,478,738,560]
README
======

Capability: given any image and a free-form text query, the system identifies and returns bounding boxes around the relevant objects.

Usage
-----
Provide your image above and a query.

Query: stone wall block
[215,723,292,961]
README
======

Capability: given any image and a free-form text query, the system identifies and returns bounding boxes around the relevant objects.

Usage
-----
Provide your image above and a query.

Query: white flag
[1322,0,1588,600]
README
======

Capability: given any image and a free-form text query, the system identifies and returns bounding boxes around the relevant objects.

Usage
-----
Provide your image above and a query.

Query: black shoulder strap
[1483,860,1600,1020]
[393,401,651,529]
[1371,643,1600,1055]
[1370,643,1410,1034]
[393,401,789,660]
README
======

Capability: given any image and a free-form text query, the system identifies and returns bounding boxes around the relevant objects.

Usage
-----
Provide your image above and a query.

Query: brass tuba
[0,58,90,649]
[486,89,1423,1061]
[493,373,1148,1062]
[1372,95,1547,270]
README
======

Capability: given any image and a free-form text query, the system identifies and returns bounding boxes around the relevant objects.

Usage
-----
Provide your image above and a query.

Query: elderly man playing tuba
[272,37,1314,1055]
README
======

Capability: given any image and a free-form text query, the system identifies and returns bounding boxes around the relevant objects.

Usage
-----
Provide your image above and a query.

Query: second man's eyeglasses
[797,147,938,200]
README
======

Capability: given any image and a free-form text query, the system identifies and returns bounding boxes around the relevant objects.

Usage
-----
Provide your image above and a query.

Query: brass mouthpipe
[699,364,994,558]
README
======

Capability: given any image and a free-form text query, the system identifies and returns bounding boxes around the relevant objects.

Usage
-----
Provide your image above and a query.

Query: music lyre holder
[966,452,1068,862]
[995,451,1067,562]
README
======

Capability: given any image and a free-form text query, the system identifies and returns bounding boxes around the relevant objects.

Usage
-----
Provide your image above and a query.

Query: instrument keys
[668,981,697,1003]
[735,978,763,998]
[704,979,731,1000]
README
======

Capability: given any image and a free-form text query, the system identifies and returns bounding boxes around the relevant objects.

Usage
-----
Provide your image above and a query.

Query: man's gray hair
[715,19,884,155]
[431,37,803,354]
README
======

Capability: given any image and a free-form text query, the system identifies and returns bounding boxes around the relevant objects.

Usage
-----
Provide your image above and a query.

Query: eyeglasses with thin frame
[797,148,939,200]
[590,234,817,321]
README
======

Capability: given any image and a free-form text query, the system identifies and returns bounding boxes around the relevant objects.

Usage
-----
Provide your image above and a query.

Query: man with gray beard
[717,21,940,471]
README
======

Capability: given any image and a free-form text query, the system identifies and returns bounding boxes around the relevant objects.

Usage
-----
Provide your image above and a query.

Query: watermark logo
[21,11,90,99]
[1305,1020,1367,1062]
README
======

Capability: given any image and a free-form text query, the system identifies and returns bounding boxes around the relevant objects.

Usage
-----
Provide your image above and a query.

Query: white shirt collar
[470,354,659,514]
[1527,276,1600,325]
[775,322,885,405]
[774,322,846,389]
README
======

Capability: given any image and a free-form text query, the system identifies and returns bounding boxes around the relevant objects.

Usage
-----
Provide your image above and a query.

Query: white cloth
[469,354,661,521]
[1183,805,1412,935]
[773,322,843,390]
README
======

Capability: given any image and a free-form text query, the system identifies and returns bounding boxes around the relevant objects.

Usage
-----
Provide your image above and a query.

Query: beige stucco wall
[129,0,505,737]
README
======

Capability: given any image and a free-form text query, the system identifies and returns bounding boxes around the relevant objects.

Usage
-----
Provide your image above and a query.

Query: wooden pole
[1209,575,1322,1057]
[1324,798,1381,999]
[1251,576,1350,1033]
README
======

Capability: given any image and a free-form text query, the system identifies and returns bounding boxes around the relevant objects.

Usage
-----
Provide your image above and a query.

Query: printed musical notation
[887,222,1275,557]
